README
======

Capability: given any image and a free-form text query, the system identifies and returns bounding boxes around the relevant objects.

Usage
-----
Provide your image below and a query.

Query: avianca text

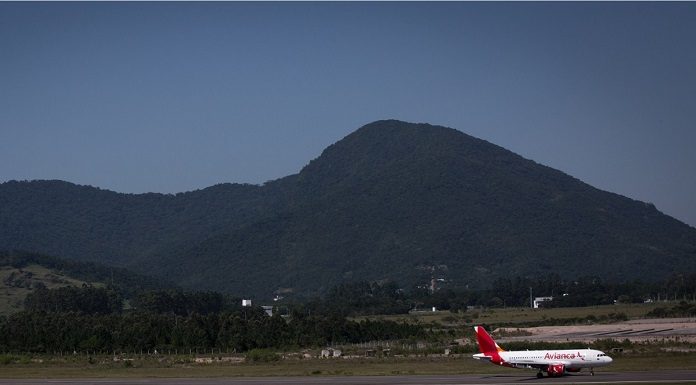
[544,352,582,360]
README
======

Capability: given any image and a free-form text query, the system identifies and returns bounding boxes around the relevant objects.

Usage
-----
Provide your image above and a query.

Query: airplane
[472,325,612,378]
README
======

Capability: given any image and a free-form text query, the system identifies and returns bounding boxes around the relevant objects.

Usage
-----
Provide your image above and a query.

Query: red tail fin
[474,326,505,354]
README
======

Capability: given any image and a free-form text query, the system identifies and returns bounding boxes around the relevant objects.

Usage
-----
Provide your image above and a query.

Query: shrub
[245,349,279,362]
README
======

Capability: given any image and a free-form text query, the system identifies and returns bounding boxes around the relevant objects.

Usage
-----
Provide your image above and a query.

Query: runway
[2,371,696,385]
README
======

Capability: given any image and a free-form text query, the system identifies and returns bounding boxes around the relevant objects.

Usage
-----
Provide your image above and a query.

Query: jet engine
[548,364,565,377]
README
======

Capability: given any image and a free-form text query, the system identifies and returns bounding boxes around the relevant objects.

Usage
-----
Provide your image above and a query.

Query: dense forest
[2,121,696,297]
[1,286,428,354]
[0,310,429,354]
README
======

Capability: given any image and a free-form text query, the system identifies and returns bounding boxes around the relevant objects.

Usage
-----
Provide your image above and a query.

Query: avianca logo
[544,352,584,360]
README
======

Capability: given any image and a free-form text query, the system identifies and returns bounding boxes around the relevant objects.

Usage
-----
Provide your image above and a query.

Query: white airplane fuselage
[474,348,612,371]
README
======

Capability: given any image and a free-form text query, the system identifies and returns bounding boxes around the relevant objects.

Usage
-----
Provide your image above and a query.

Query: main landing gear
[536,371,544,379]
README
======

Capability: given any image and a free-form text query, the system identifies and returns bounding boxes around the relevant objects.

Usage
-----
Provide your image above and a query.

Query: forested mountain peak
[1,120,695,297]
[300,120,487,178]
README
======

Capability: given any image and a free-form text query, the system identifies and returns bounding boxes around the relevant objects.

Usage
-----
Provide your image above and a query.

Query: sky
[1,2,695,227]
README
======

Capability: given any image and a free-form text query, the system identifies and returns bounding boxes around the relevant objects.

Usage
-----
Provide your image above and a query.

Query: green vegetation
[294,274,696,320]
[1,251,174,297]
[0,264,92,316]
[2,281,693,355]
[0,251,175,316]
[647,301,696,317]
[245,348,280,362]
[2,120,696,297]
[0,284,429,354]
[24,284,122,314]
[1,254,695,357]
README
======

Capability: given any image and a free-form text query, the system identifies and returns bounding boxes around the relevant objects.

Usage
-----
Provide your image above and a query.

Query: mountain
[2,120,695,297]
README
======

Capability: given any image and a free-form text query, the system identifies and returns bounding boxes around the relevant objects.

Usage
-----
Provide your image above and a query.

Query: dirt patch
[497,318,696,343]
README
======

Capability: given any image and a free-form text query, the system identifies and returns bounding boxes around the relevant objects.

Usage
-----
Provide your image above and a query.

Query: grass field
[1,352,694,378]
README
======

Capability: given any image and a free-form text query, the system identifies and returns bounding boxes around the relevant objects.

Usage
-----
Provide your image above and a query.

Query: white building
[533,296,553,309]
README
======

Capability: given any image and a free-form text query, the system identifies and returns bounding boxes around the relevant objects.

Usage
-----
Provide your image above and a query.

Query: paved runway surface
[2,371,696,385]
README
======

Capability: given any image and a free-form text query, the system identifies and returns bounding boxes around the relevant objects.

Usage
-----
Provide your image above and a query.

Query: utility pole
[529,287,533,309]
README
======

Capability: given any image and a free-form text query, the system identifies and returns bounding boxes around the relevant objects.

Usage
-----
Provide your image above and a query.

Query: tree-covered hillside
[0,180,291,266]
[1,251,174,295]
[2,120,695,297]
[0,251,175,315]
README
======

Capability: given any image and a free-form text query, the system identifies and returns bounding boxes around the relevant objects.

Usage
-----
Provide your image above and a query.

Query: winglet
[474,326,505,354]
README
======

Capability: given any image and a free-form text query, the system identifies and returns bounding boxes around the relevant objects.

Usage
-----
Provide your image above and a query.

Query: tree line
[291,272,696,316]
[0,308,427,354]
[1,285,428,353]
[482,273,696,308]
[19,271,696,320]
[3,270,695,354]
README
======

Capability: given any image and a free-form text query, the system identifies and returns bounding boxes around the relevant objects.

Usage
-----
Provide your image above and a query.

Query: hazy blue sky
[1,2,695,226]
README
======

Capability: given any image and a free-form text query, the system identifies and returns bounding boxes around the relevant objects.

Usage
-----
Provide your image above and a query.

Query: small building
[242,299,252,307]
[261,305,273,316]
[533,296,553,309]
[320,348,342,358]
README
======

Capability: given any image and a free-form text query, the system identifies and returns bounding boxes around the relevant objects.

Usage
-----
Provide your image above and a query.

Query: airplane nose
[607,356,613,363]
